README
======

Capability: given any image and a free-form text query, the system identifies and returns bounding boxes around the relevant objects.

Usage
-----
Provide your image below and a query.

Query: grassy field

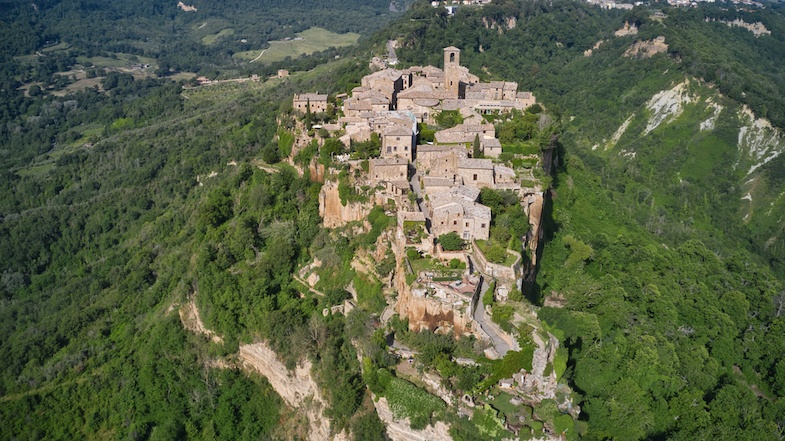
[76,53,156,69]
[233,27,359,63]
[202,28,235,45]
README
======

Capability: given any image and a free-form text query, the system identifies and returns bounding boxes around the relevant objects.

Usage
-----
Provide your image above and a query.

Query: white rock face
[736,106,784,175]
[644,80,695,135]
[607,114,635,150]
[239,343,332,441]
[700,99,723,132]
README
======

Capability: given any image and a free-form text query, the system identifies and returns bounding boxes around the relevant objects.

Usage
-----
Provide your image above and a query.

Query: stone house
[429,187,491,241]
[416,145,466,179]
[465,81,519,101]
[293,93,328,113]
[369,157,408,185]
[457,158,494,187]
[381,125,415,161]
[482,137,502,157]
[361,69,404,107]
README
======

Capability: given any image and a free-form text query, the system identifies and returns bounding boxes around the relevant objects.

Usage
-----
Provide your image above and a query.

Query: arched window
[450,53,455,63]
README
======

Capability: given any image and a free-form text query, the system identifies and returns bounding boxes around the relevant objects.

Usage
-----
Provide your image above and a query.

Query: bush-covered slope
[0,59,372,439]
[383,1,785,439]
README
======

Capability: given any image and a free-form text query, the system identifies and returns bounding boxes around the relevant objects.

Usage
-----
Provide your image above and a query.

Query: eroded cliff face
[392,231,473,334]
[373,397,452,441]
[239,343,332,441]
[319,180,376,228]
[178,299,335,441]
[523,192,544,270]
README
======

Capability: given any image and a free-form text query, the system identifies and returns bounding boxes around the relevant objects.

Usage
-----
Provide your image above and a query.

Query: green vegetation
[380,370,446,429]
[475,240,517,266]
[234,27,360,63]
[202,28,235,46]
[434,109,464,129]
[4,0,785,439]
[438,231,465,251]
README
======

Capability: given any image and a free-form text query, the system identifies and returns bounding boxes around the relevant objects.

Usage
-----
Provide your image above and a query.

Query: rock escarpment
[318,180,377,228]
[239,343,333,441]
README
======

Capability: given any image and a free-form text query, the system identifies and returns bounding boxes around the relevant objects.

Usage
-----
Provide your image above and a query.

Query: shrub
[485,244,508,264]
[384,376,445,430]
[439,232,465,251]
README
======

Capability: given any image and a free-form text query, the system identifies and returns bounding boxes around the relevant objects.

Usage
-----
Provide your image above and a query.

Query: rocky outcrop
[392,231,474,334]
[623,36,668,59]
[239,343,332,441]
[373,397,452,441]
[518,332,558,401]
[614,21,639,37]
[318,180,374,228]
[523,192,544,270]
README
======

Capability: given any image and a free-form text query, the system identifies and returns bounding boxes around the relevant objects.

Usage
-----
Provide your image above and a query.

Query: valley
[1,0,785,440]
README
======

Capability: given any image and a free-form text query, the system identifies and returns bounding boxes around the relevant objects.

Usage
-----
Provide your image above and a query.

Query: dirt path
[250,48,268,63]
[179,298,224,344]
[293,274,325,297]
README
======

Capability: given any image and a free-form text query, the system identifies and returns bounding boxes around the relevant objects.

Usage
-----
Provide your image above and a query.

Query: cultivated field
[233,27,359,63]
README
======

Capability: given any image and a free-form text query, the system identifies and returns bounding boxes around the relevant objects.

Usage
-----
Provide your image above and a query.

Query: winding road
[472,278,512,356]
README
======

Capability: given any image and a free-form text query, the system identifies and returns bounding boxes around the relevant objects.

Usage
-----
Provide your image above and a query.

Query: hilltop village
[282,47,578,439]
[296,46,537,241]
[291,46,549,340]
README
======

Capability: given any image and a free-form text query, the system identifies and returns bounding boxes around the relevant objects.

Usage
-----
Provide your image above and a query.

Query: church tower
[443,46,461,99]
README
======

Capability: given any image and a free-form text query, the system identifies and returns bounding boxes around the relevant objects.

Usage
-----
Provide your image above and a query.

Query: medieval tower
[444,46,461,99]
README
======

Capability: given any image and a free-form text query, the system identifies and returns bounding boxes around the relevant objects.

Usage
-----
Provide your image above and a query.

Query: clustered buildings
[294,47,537,245]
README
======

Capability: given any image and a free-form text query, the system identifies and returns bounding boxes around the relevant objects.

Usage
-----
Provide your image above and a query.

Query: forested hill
[384,0,785,273]
[1,0,785,440]
[0,0,408,81]
[379,1,785,439]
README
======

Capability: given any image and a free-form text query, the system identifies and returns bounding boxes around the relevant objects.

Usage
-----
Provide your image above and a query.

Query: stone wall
[471,240,521,285]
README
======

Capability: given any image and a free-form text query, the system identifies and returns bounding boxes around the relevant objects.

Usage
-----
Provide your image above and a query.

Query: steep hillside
[2,0,785,440]
[383,1,785,440]
[386,0,785,271]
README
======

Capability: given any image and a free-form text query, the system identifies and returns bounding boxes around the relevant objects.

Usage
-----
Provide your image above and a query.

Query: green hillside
[1,0,785,440]
[383,0,785,439]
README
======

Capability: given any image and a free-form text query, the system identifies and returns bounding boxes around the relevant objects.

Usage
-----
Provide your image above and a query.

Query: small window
[453,221,457,225]
[473,174,478,181]
[481,223,486,228]
[387,147,392,153]
[465,222,469,227]
[396,137,401,141]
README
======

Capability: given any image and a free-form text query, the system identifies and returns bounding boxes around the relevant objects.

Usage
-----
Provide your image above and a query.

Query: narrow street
[473,278,512,356]
[409,169,431,230]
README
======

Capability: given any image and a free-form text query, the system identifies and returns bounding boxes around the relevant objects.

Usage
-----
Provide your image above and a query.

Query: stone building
[381,125,415,161]
[416,145,466,178]
[293,93,328,113]
[429,186,491,241]
[456,158,494,187]
[369,157,408,185]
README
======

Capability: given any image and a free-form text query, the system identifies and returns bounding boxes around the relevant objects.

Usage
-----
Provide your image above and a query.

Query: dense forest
[1,0,785,439]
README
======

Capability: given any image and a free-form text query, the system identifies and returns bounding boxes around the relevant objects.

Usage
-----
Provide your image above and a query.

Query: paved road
[473,278,512,356]
[386,40,398,65]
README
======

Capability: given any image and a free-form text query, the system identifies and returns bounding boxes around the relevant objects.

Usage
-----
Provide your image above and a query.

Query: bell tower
[443,46,461,98]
